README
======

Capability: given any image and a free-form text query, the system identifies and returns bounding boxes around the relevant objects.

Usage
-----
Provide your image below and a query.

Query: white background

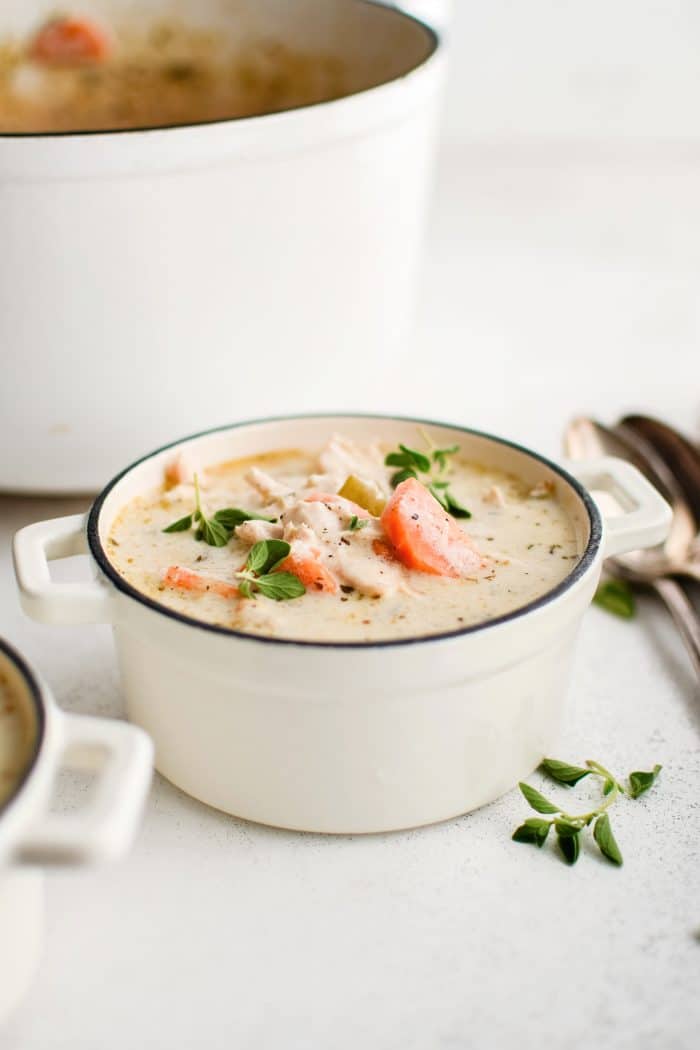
[387,0,700,451]
[441,0,700,142]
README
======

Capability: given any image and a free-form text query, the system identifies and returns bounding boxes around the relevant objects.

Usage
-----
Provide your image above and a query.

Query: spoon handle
[651,576,700,680]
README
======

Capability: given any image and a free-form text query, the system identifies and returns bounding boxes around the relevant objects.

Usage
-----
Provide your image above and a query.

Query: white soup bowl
[13,415,670,833]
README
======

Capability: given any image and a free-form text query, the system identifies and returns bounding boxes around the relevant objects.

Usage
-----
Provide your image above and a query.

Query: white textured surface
[2,142,700,1049]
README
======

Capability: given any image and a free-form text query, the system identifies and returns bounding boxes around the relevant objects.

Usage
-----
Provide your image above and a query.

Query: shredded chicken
[483,485,506,508]
[246,466,293,504]
[528,480,555,499]
[313,435,387,490]
[9,63,47,100]
[164,452,196,488]
[335,540,404,597]
[234,519,283,545]
[282,522,320,550]
[281,498,349,539]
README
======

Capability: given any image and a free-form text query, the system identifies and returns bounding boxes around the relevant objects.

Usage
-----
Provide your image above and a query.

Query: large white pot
[0,638,152,1022]
[13,414,671,833]
[0,0,444,494]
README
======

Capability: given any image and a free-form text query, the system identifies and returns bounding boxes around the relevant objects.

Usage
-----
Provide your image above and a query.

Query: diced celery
[338,475,386,516]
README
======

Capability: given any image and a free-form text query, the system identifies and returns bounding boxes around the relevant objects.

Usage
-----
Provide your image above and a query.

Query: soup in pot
[0,656,37,808]
[107,431,584,643]
[0,11,349,133]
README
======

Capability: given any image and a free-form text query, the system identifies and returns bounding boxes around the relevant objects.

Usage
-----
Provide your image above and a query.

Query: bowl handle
[13,514,113,625]
[564,456,672,557]
[14,712,153,866]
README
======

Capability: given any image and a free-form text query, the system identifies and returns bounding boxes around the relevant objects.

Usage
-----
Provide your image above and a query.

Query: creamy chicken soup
[107,433,584,642]
[0,14,348,133]
[0,656,37,808]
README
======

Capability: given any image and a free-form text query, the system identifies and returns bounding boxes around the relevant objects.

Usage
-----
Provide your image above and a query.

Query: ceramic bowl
[13,415,670,832]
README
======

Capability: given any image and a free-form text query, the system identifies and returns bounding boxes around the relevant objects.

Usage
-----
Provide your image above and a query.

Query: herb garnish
[163,474,276,547]
[349,515,369,531]
[384,437,471,518]
[593,578,636,619]
[235,540,305,601]
[512,757,661,866]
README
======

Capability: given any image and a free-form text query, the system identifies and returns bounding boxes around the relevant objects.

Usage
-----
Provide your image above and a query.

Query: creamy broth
[0,659,36,808]
[0,20,347,133]
[108,435,583,642]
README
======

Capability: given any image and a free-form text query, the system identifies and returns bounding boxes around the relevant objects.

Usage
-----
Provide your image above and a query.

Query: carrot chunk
[163,565,239,599]
[380,478,485,577]
[29,16,112,66]
[277,552,338,594]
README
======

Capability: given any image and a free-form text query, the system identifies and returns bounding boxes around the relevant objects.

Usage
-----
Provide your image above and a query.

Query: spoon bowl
[566,417,700,582]
[565,416,700,679]
[622,414,700,528]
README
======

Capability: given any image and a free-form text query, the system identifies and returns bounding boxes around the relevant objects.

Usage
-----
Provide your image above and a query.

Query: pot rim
[0,638,46,823]
[87,412,603,651]
[0,1,438,142]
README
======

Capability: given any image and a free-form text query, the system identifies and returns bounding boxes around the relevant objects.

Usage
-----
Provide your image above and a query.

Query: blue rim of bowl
[0,2,439,139]
[86,413,603,650]
[0,637,46,819]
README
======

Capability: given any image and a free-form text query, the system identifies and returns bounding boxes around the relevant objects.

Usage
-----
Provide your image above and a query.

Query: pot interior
[0,643,42,818]
[0,0,436,133]
[93,414,596,594]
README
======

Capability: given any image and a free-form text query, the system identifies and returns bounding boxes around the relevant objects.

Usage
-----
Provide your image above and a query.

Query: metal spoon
[616,422,700,579]
[621,414,700,541]
[565,417,700,678]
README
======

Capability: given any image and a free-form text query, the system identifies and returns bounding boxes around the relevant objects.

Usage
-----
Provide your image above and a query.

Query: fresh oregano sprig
[384,436,471,518]
[593,578,636,619]
[163,474,276,547]
[234,540,305,601]
[512,757,662,866]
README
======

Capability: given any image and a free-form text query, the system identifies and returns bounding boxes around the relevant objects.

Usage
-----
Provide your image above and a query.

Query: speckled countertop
[2,141,699,1049]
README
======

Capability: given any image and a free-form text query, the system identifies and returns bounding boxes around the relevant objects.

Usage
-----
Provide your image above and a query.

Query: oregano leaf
[163,514,193,533]
[390,467,418,488]
[255,572,306,601]
[593,579,636,619]
[197,516,230,547]
[593,813,623,865]
[540,758,591,786]
[555,821,581,865]
[557,832,580,865]
[512,818,551,848]
[385,451,414,469]
[398,444,431,473]
[628,764,662,799]
[428,483,450,511]
[246,539,291,575]
[432,444,459,472]
[214,508,276,530]
[445,488,472,519]
[518,782,560,815]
